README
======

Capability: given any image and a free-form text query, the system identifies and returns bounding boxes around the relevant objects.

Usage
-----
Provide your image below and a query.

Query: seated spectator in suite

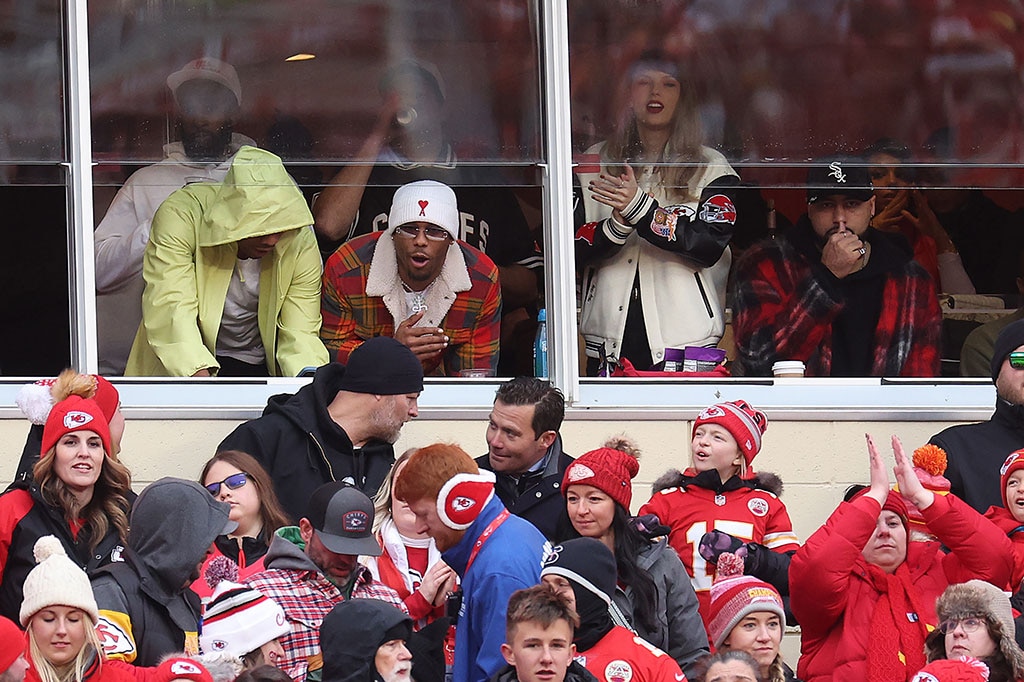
[320,598,414,682]
[864,138,974,294]
[95,57,255,375]
[320,179,501,376]
[960,253,1024,377]
[246,483,405,681]
[923,580,1024,682]
[218,336,423,523]
[732,158,942,377]
[573,50,740,374]
[539,537,685,682]
[394,443,546,682]
[493,585,597,682]
[125,146,328,377]
[312,59,541,374]
[789,434,1013,682]
[931,319,1024,512]
[476,377,573,541]
[91,478,235,665]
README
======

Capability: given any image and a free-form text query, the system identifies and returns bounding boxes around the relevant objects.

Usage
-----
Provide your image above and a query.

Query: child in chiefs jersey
[638,400,798,634]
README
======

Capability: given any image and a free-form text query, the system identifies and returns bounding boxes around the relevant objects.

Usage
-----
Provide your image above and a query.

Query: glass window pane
[89,1,545,378]
[569,0,1024,379]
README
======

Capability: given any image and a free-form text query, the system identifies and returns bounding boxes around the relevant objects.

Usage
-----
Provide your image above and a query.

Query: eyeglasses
[1010,352,1024,369]
[937,617,986,634]
[205,472,249,496]
[394,224,451,241]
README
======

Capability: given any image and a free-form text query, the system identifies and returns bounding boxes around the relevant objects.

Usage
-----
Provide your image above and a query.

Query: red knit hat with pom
[1000,449,1024,510]
[40,396,111,456]
[706,552,785,649]
[562,447,640,510]
[894,444,950,531]
[912,657,990,682]
[692,400,768,466]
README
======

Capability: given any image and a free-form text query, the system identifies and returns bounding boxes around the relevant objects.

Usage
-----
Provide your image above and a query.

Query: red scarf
[865,562,928,682]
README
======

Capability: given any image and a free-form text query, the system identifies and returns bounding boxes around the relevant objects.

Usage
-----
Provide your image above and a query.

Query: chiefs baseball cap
[305,483,382,557]
[806,158,874,204]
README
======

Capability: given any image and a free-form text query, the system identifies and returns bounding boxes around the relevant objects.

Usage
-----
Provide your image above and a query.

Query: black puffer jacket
[218,362,396,523]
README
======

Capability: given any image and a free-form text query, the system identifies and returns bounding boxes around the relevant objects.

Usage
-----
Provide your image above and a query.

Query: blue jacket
[443,495,547,682]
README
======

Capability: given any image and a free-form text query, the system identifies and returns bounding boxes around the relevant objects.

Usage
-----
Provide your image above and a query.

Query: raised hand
[892,434,934,509]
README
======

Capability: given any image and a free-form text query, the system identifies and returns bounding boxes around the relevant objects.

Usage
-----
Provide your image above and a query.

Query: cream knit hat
[19,536,99,626]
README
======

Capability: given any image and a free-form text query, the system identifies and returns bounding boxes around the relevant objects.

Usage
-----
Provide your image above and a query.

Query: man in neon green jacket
[126,146,328,377]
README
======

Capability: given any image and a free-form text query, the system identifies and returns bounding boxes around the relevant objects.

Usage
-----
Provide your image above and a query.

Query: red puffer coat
[791,493,1013,682]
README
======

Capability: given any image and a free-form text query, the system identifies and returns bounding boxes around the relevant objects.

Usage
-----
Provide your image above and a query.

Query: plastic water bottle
[534,308,548,377]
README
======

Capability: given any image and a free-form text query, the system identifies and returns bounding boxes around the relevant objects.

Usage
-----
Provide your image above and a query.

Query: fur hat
[924,580,1024,677]
[388,180,459,240]
[706,553,786,649]
[200,581,290,658]
[19,536,99,626]
[40,395,111,456]
[692,400,768,467]
[1000,450,1024,510]
[562,439,640,510]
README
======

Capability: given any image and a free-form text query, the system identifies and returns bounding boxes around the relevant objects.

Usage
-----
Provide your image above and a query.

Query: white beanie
[388,180,459,240]
[20,536,99,626]
[200,581,290,657]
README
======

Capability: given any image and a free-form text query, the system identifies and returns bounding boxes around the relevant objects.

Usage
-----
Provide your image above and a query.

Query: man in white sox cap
[320,179,502,376]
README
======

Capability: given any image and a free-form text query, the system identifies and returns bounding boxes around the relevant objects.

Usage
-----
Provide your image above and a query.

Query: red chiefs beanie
[562,447,640,510]
[0,616,24,673]
[692,400,768,466]
[912,658,990,682]
[40,396,111,456]
[154,658,214,682]
[1000,449,1024,510]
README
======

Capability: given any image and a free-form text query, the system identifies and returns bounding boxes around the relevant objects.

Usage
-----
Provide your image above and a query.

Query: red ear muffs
[436,471,496,530]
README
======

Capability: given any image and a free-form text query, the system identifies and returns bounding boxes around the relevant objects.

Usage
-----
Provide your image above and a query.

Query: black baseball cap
[305,483,382,557]
[806,159,874,204]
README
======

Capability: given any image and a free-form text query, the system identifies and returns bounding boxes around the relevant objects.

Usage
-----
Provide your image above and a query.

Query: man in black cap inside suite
[930,318,1024,512]
[219,336,424,523]
[731,157,942,377]
[246,482,405,680]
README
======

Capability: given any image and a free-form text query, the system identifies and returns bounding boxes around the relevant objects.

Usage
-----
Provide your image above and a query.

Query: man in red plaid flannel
[246,482,405,680]
[320,179,501,376]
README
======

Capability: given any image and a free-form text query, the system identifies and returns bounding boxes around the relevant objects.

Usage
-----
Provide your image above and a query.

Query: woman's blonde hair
[33,446,131,551]
[602,51,706,203]
[27,612,104,682]
[372,449,417,535]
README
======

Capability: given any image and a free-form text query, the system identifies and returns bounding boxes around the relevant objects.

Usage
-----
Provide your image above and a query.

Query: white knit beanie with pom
[19,536,99,626]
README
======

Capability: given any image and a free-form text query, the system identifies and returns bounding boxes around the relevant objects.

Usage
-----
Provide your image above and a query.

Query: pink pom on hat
[693,400,768,467]
[706,552,785,649]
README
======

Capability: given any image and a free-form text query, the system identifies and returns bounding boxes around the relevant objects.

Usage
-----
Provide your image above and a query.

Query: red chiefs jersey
[639,479,798,629]
[576,626,686,682]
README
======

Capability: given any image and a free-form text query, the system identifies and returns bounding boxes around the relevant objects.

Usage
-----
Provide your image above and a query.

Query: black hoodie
[218,362,397,523]
[321,598,412,682]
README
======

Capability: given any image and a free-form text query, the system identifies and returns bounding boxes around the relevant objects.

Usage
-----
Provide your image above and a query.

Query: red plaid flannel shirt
[245,564,405,679]
[320,231,501,376]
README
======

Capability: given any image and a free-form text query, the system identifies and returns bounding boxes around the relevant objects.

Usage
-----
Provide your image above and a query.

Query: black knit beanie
[991,319,1024,383]
[338,337,424,395]
[540,537,617,651]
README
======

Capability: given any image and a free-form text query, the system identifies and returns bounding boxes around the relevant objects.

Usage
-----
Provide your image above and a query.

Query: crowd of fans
[5,351,1024,682]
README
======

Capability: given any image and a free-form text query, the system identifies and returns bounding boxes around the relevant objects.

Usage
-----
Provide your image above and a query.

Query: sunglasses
[394,224,450,241]
[1010,352,1024,369]
[205,472,249,496]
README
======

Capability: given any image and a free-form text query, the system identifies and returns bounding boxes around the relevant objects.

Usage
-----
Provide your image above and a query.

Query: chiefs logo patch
[604,660,634,682]
[63,411,94,428]
[748,498,770,517]
[96,615,134,656]
[575,222,598,246]
[452,496,475,512]
[567,464,595,483]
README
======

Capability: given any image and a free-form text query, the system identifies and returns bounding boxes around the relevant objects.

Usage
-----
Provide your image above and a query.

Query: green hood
[197,146,314,247]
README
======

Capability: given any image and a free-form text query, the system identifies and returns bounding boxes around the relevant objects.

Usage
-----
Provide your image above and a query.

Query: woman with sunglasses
[193,450,290,599]
[924,580,1024,682]
[0,396,132,623]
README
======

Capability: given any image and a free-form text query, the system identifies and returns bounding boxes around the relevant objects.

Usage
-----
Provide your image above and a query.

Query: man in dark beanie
[219,336,424,522]
[930,318,1024,511]
[539,538,684,682]
[320,598,414,682]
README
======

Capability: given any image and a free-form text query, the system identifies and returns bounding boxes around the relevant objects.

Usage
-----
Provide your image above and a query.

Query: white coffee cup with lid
[772,360,806,378]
